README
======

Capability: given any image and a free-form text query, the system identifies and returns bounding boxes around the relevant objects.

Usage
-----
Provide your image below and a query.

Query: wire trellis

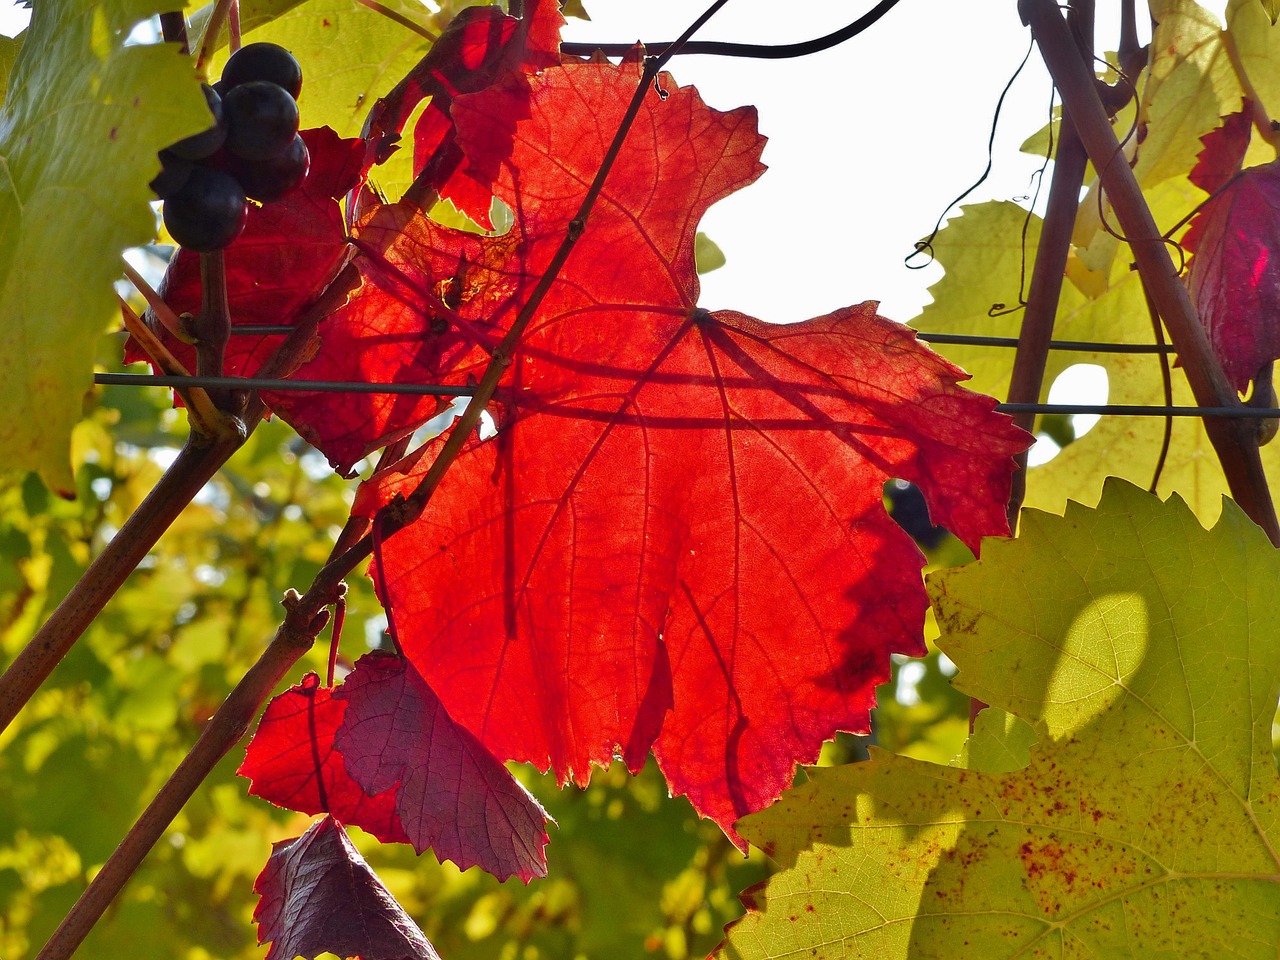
[97,331,1278,419]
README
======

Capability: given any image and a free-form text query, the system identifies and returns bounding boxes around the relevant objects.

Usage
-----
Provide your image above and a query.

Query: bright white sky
[0,1,1226,327]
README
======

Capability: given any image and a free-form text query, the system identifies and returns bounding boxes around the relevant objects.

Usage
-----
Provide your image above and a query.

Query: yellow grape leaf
[1070,0,1241,261]
[913,186,1280,524]
[719,480,1280,959]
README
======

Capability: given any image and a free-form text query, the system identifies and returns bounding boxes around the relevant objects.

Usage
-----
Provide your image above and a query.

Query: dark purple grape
[162,166,248,252]
[221,42,303,100]
[228,134,310,202]
[167,83,226,161]
[223,81,300,162]
[150,150,193,199]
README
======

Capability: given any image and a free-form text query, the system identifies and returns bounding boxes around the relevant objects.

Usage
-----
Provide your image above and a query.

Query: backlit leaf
[334,652,553,882]
[253,815,440,960]
[363,0,563,227]
[205,0,433,147]
[0,34,20,105]
[238,673,411,847]
[1188,99,1252,195]
[1185,159,1280,393]
[342,57,1029,844]
[719,480,1280,958]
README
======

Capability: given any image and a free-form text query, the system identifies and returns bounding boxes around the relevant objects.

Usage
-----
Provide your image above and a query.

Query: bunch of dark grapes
[151,43,308,253]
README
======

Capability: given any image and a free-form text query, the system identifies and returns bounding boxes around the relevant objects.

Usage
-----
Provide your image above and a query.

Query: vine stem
[1003,0,1093,532]
[0,253,358,739]
[0,428,254,736]
[1003,121,1089,529]
[558,0,902,61]
[982,0,1095,732]
[1003,118,1085,527]
[33,586,340,960]
[192,250,240,412]
[1021,0,1280,545]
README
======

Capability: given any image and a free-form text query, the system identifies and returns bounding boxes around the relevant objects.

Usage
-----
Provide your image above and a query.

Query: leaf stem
[32,585,338,960]
[193,0,234,79]
[228,0,241,52]
[159,11,189,55]
[1219,22,1280,152]
[122,259,195,345]
[192,250,241,413]
[1022,0,1280,543]
[117,294,193,378]
[353,0,437,42]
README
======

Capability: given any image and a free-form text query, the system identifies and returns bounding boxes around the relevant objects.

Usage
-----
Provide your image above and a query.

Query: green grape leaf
[206,0,432,148]
[1069,0,1243,262]
[1233,0,1280,79]
[913,190,1280,523]
[1136,0,1240,188]
[0,34,21,106]
[694,230,725,273]
[719,479,1280,959]
[0,1,208,493]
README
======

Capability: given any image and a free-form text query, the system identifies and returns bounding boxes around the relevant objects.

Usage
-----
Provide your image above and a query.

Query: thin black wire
[916,332,1174,353]
[95,374,1280,419]
[999,404,1280,418]
[558,0,902,60]
[95,373,476,397]
[223,327,1179,354]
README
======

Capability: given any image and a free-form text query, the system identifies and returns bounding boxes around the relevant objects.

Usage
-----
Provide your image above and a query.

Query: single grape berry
[221,42,303,100]
[162,166,248,252]
[229,134,310,202]
[223,81,300,162]
[150,150,193,200]
[167,83,226,161]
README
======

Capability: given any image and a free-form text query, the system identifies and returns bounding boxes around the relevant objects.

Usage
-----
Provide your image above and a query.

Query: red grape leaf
[1189,99,1252,197]
[260,205,496,467]
[333,652,552,882]
[283,54,773,473]
[363,0,563,227]
[125,127,368,381]
[238,673,411,846]
[253,815,439,960]
[363,304,1029,845]
[1185,158,1280,393]
[342,59,1031,844]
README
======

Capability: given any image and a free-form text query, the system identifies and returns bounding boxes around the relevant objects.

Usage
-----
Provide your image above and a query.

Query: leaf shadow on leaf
[720,479,1280,959]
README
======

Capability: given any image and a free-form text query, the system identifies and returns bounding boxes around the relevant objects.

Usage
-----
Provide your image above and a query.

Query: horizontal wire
[95,372,476,396]
[998,403,1277,418]
[94,373,1279,418]
[226,326,1180,355]
[916,332,1176,354]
